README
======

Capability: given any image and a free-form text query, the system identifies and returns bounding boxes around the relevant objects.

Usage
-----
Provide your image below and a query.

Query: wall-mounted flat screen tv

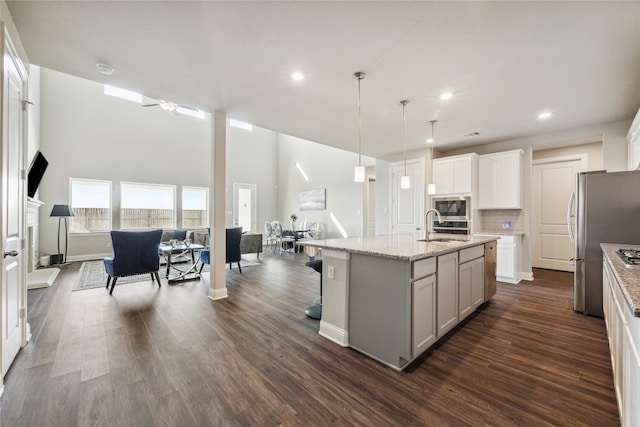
[27,150,48,198]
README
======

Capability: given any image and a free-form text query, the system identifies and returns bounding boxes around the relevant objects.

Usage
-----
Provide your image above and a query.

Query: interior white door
[532,156,586,271]
[233,183,256,233]
[2,31,27,379]
[391,160,424,233]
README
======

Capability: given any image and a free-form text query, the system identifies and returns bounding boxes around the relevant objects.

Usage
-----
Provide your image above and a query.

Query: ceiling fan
[141,96,205,119]
[142,99,179,114]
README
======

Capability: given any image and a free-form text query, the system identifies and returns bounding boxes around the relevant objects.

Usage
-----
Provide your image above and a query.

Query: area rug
[73,258,260,291]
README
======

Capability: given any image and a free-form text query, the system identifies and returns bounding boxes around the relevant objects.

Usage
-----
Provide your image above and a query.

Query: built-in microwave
[432,196,471,221]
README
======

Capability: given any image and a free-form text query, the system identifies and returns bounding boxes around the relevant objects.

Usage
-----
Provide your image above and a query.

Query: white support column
[209,110,228,300]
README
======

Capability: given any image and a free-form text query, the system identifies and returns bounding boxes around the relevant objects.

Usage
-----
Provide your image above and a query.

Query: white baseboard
[208,287,228,300]
[67,253,112,263]
[497,275,521,284]
[521,271,534,281]
[319,321,349,347]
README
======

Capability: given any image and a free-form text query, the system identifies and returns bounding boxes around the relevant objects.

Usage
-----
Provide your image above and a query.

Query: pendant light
[400,100,410,189]
[353,72,366,183]
[427,120,437,195]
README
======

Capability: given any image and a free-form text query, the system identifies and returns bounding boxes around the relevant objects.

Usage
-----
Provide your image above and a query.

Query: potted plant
[290,213,298,230]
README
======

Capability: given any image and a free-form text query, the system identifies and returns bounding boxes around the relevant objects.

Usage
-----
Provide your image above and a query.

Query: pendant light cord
[356,74,363,167]
[401,100,408,175]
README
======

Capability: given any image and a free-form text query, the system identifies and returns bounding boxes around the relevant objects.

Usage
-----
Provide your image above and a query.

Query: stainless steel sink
[417,238,469,243]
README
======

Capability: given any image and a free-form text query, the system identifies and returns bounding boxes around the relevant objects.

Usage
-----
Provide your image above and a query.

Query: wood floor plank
[1,257,620,426]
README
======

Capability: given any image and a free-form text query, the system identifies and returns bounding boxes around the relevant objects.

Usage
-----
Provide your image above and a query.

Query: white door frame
[232,182,257,233]
[531,153,588,271]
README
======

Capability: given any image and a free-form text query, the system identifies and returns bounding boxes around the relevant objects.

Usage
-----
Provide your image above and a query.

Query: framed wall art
[299,189,326,211]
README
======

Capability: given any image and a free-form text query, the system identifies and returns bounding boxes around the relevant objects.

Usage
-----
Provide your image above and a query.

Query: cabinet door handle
[3,250,18,259]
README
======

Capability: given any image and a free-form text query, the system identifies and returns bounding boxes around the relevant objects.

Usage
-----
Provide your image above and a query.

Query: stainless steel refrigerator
[568,170,640,317]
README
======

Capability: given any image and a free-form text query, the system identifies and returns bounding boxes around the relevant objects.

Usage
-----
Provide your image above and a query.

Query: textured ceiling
[7,1,640,158]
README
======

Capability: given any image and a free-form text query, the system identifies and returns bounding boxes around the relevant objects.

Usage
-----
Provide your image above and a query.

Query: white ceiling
[7,1,640,158]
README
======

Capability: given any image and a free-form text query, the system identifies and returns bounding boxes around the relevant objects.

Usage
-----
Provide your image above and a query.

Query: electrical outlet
[328,265,335,279]
[106,241,111,248]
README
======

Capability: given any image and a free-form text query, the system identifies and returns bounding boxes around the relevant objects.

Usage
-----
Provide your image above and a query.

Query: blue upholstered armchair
[199,227,243,273]
[103,229,163,294]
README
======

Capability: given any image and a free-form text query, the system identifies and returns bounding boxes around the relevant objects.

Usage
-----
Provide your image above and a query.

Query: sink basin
[417,238,469,243]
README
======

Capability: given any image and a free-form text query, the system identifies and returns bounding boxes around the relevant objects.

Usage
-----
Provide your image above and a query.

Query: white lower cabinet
[459,256,485,321]
[476,234,522,284]
[603,257,640,426]
[437,251,459,338]
[412,274,436,356]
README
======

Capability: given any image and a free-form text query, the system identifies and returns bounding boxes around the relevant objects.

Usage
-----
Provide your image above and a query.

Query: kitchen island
[300,233,498,370]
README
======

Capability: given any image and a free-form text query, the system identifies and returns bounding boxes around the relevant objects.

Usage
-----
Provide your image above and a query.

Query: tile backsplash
[480,210,524,232]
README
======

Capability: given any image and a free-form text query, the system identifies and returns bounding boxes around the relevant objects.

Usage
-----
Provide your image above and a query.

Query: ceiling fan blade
[141,103,159,107]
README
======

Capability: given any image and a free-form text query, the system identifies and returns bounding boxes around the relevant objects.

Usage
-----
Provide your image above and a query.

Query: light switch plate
[328,265,335,279]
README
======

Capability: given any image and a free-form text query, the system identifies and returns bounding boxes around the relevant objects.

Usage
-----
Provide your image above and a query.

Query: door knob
[3,250,18,259]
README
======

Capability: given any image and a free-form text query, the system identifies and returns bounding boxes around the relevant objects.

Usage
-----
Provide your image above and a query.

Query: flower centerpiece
[290,213,298,230]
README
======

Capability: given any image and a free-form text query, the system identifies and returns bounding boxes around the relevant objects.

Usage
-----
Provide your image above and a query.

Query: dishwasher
[484,241,497,301]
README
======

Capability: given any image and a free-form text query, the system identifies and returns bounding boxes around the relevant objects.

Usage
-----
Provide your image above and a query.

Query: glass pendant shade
[428,183,436,195]
[401,175,411,189]
[354,165,366,182]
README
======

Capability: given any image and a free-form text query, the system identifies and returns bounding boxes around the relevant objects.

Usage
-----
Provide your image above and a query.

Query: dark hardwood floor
[1,254,619,426]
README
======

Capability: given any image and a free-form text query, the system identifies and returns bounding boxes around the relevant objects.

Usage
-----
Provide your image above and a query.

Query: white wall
[277,134,373,239]
[225,125,279,233]
[38,68,211,260]
[27,65,41,170]
[36,68,366,259]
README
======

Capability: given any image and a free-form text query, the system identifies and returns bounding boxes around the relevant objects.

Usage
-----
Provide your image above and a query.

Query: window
[69,178,112,233]
[120,182,175,230]
[182,186,208,228]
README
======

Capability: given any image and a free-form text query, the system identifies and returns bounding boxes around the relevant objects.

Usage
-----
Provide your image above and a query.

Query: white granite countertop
[473,230,526,236]
[601,243,640,317]
[299,233,498,262]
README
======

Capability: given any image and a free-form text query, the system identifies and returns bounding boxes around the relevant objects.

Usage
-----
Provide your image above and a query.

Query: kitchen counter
[601,243,640,317]
[300,233,497,262]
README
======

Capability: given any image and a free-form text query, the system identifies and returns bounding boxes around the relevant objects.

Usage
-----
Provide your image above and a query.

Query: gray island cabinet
[301,233,497,370]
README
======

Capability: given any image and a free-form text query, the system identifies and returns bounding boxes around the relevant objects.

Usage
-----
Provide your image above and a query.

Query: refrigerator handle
[567,191,576,243]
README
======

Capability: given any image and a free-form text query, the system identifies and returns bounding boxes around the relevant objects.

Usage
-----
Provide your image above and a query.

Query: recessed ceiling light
[439,92,453,101]
[96,63,114,75]
[426,137,434,144]
[291,72,305,81]
[464,131,481,137]
[538,111,552,120]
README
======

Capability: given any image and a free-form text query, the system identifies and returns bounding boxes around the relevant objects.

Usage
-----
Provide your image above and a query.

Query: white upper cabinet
[432,153,478,195]
[478,149,523,209]
[628,108,640,171]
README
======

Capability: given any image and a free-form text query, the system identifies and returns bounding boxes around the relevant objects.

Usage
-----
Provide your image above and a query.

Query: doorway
[233,183,256,233]
[532,154,587,271]
[390,159,424,233]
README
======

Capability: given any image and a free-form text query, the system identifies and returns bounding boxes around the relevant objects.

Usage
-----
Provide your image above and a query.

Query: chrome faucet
[425,209,443,236]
